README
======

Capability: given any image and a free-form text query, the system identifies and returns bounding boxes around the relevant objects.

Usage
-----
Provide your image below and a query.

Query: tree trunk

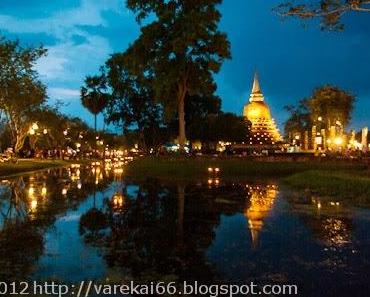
[177,85,186,150]
[94,113,97,133]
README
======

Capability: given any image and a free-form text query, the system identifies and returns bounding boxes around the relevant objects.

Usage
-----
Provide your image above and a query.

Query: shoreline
[0,159,91,179]
[125,157,370,198]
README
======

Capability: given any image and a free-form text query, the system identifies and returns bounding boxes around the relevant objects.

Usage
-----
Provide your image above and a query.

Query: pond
[0,164,369,296]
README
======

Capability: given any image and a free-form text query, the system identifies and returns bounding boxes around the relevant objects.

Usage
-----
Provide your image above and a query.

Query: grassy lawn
[126,156,367,178]
[284,170,370,199]
[126,157,370,198]
[0,159,72,178]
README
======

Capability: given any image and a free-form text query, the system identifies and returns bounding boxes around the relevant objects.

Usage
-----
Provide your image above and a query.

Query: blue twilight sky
[1,0,370,132]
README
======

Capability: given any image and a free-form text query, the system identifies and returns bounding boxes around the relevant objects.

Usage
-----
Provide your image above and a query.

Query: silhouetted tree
[275,0,370,30]
[125,0,231,149]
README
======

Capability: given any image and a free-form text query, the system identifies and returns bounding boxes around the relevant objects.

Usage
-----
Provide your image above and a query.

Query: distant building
[243,73,282,146]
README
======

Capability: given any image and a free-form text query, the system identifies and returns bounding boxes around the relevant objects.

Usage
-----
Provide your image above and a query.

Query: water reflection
[0,167,370,296]
[0,165,114,281]
[244,184,278,248]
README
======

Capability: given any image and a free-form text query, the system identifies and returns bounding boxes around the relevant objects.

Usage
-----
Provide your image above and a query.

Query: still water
[0,165,370,296]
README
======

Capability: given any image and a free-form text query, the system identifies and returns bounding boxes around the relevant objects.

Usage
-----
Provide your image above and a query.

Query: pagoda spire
[249,72,264,102]
[251,72,262,94]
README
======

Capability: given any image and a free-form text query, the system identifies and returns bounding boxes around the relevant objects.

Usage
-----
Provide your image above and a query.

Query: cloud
[49,87,80,100]
[0,0,127,81]
[0,0,125,38]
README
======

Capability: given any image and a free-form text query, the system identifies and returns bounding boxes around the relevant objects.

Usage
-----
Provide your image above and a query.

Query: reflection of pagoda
[243,73,282,145]
[244,184,278,248]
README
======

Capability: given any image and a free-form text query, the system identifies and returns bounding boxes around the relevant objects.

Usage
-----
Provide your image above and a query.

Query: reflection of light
[114,168,124,174]
[208,167,213,172]
[317,202,322,209]
[208,179,213,185]
[41,187,47,196]
[29,128,35,135]
[30,199,38,211]
[28,187,35,196]
[77,181,82,189]
[214,168,220,173]
[62,188,67,195]
[43,128,48,135]
[32,123,39,130]
[112,193,125,208]
[244,184,278,248]
[323,218,350,246]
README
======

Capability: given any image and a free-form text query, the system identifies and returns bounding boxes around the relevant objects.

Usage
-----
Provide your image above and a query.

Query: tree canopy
[284,85,355,137]
[80,74,110,132]
[124,0,231,148]
[275,0,370,30]
[0,36,47,152]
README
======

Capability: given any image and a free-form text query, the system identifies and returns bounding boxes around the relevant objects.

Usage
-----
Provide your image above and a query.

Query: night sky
[1,0,369,132]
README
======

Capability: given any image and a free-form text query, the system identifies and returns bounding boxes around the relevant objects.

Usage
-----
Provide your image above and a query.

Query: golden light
[208,179,213,185]
[112,193,124,208]
[41,187,47,196]
[334,137,343,146]
[76,143,81,148]
[318,116,323,122]
[43,129,48,135]
[28,187,35,196]
[30,199,38,211]
[208,167,213,172]
[62,188,68,195]
[317,202,322,209]
[249,108,260,118]
[32,123,39,130]
[63,130,68,136]
[29,128,35,135]
[114,168,124,174]
[214,168,220,173]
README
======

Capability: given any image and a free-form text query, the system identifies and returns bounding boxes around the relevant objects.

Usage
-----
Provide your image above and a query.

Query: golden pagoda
[243,73,282,145]
[244,184,278,248]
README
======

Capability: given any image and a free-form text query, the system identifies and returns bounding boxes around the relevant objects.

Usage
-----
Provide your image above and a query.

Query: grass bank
[0,159,78,178]
[126,157,370,198]
[284,170,370,199]
[125,157,367,179]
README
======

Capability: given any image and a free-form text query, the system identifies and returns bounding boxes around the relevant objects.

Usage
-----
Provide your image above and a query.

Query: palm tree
[80,75,109,133]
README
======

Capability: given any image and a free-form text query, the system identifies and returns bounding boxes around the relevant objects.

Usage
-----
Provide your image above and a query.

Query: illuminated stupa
[243,73,282,145]
[244,184,278,248]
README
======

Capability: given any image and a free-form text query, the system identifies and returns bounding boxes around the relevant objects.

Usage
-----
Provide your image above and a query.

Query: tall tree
[284,85,355,138]
[80,75,110,133]
[307,85,355,130]
[0,37,47,153]
[104,53,163,151]
[283,101,311,137]
[275,0,370,30]
[125,0,231,149]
